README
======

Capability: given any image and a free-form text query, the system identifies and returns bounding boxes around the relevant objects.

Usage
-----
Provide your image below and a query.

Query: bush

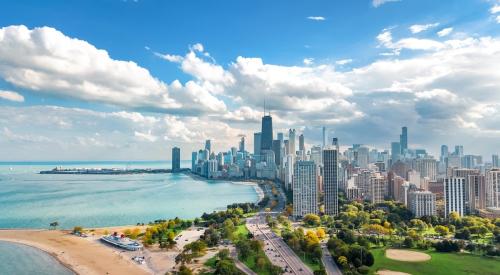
[358,265,370,274]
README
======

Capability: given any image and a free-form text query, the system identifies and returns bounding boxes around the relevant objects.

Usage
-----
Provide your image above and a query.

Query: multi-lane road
[320,243,342,275]
[247,213,313,275]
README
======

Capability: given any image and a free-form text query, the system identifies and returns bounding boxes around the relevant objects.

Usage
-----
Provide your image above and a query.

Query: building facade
[323,148,338,216]
[409,191,436,217]
[293,161,318,217]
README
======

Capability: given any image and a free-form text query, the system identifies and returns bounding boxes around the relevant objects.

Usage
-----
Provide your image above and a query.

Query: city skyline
[1,0,500,160]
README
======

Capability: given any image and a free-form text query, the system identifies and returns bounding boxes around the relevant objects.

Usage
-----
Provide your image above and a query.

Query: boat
[100,232,143,251]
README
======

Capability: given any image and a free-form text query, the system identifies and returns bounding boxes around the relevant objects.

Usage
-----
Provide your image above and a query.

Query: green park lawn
[370,248,500,275]
[234,224,250,238]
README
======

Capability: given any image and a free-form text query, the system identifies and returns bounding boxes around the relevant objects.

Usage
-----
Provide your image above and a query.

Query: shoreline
[0,229,149,275]
[0,239,77,274]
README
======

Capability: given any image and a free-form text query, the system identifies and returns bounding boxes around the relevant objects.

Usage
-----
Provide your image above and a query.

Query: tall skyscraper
[299,134,305,152]
[323,148,338,216]
[172,147,181,172]
[391,142,401,163]
[191,151,198,171]
[272,140,282,166]
[205,140,211,153]
[469,174,486,213]
[492,154,499,167]
[369,173,386,204]
[444,177,466,217]
[253,132,261,157]
[239,137,245,152]
[289,129,296,156]
[277,132,284,143]
[441,145,449,159]
[400,127,408,154]
[357,146,369,169]
[261,115,273,151]
[293,161,318,217]
[454,145,464,157]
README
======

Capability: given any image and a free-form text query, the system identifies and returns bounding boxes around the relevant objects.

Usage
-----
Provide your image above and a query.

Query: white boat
[100,233,143,251]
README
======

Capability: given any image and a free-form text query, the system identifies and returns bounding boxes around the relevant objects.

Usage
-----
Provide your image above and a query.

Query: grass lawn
[240,253,274,275]
[297,253,322,272]
[234,224,250,237]
[370,248,500,275]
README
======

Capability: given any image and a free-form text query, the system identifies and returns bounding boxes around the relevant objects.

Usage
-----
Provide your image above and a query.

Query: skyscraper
[400,127,408,154]
[205,140,211,153]
[454,145,464,157]
[391,142,401,163]
[492,154,499,168]
[172,147,181,172]
[272,140,282,166]
[239,137,245,152]
[253,132,261,157]
[299,134,305,152]
[261,115,273,151]
[289,129,296,156]
[444,177,466,217]
[293,161,318,217]
[191,151,197,171]
[323,148,338,216]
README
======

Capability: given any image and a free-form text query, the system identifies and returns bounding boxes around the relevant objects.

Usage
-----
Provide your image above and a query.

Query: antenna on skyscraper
[264,98,266,116]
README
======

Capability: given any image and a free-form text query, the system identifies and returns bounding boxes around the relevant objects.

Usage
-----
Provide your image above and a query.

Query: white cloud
[134,130,158,142]
[0,90,24,102]
[496,15,500,24]
[372,0,400,8]
[307,16,326,21]
[377,28,445,54]
[491,4,500,14]
[437,27,453,37]
[409,23,440,34]
[335,59,353,65]
[303,58,314,65]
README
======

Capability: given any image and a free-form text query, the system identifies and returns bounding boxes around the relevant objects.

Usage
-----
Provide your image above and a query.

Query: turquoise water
[0,161,259,229]
[0,241,74,275]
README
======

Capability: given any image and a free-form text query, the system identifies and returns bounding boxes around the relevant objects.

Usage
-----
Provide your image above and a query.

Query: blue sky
[1,0,500,160]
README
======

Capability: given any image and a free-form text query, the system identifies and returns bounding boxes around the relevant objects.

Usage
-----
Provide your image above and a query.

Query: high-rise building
[469,174,486,213]
[289,129,296,156]
[409,191,436,217]
[272,140,282,166]
[400,127,408,154]
[205,140,211,153]
[441,145,449,160]
[277,132,284,143]
[451,168,480,214]
[261,115,273,151]
[454,145,464,157]
[299,134,305,152]
[239,137,245,152]
[391,142,401,163]
[284,154,294,190]
[369,173,386,204]
[413,157,437,181]
[253,132,261,158]
[486,168,500,210]
[310,146,322,166]
[293,161,318,217]
[444,177,466,217]
[172,147,181,172]
[323,148,339,216]
[357,146,369,168]
[492,154,499,168]
[191,151,198,171]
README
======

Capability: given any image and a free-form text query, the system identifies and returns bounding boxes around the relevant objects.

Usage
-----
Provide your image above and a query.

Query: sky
[1,0,500,161]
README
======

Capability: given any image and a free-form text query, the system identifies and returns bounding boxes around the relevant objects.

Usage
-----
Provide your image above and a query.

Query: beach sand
[0,228,149,275]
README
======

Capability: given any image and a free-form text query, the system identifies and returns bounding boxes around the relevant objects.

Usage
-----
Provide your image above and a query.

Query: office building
[191,151,198,171]
[272,140,282,166]
[469,174,486,213]
[172,147,181,172]
[289,129,296,156]
[293,161,318,217]
[444,177,466,217]
[369,173,386,204]
[492,154,499,168]
[253,132,261,158]
[205,140,211,153]
[239,137,245,152]
[409,191,436,217]
[299,134,305,152]
[261,115,273,151]
[413,157,437,181]
[322,126,327,148]
[391,142,401,163]
[357,146,369,169]
[323,148,339,216]
[400,127,408,154]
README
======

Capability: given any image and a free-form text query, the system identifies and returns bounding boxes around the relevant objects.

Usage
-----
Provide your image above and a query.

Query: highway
[320,243,342,275]
[247,213,313,275]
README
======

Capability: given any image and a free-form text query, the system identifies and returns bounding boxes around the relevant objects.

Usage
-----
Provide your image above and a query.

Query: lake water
[0,241,74,275]
[0,161,260,229]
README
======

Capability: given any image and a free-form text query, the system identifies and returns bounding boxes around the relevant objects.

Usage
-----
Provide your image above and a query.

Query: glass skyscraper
[260,115,273,151]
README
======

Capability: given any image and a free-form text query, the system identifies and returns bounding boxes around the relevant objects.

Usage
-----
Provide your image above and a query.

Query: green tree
[304,214,321,227]
[435,225,450,237]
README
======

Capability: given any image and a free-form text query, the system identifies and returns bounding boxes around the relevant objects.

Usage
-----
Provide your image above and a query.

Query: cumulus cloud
[491,4,500,14]
[437,27,453,37]
[335,59,353,65]
[0,90,24,102]
[372,0,400,8]
[409,23,440,34]
[377,28,445,54]
[307,16,326,21]
[303,58,314,65]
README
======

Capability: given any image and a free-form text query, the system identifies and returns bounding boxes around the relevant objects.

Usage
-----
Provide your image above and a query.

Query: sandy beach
[0,225,207,275]
[0,227,150,275]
